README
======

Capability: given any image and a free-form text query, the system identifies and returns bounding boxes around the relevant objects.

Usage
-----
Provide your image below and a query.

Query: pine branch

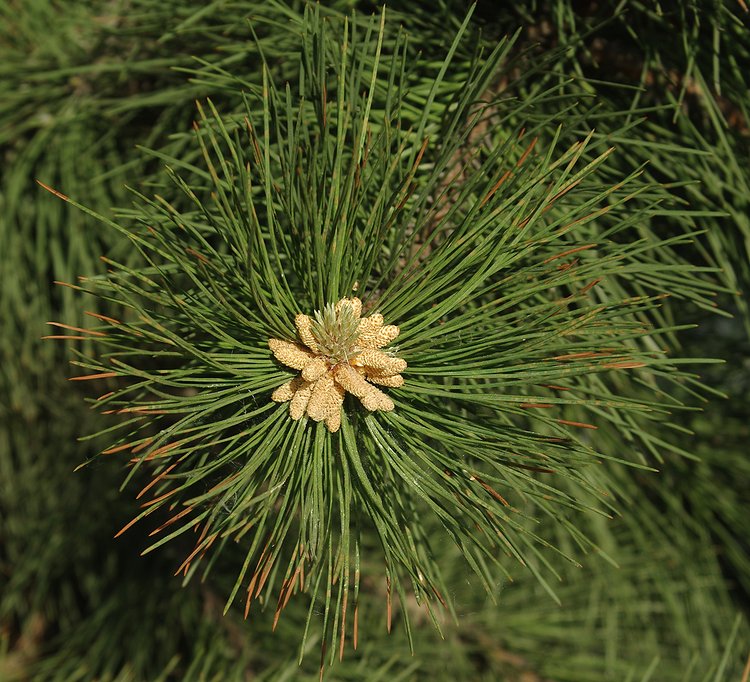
[37,6,738,666]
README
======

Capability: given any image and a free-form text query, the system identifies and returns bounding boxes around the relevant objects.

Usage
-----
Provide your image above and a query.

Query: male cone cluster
[269,297,406,432]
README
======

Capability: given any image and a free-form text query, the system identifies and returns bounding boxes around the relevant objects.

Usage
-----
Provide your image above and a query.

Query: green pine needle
[34,3,743,669]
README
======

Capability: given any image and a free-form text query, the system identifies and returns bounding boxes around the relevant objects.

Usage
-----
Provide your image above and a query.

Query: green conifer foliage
[2,1,749,680]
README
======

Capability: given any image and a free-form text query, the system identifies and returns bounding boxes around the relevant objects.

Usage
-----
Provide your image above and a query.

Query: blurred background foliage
[1,1,749,680]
